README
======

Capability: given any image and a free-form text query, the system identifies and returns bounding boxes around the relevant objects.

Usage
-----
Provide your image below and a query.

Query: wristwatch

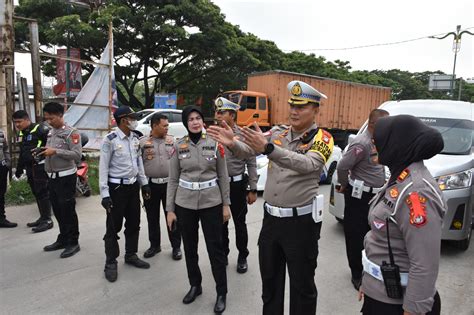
[263,143,275,155]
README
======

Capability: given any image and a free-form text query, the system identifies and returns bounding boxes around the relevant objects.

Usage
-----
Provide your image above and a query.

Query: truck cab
[220,90,270,128]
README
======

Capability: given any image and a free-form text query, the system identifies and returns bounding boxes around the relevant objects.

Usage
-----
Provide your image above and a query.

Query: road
[1,185,473,314]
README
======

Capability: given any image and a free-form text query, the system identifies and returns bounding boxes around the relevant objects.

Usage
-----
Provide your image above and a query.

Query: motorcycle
[76,133,91,197]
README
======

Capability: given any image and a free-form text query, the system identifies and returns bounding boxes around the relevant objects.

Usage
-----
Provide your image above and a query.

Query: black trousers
[362,292,441,315]
[104,182,141,263]
[259,209,322,315]
[143,182,181,249]
[343,185,374,280]
[0,165,7,220]
[49,173,79,246]
[26,164,51,220]
[175,204,227,295]
[222,180,249,260]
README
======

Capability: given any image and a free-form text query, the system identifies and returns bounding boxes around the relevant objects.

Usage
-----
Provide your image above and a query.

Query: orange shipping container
[247,70,391,130]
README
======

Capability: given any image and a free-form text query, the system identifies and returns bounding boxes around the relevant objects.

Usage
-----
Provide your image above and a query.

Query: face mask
[127,119,138,130]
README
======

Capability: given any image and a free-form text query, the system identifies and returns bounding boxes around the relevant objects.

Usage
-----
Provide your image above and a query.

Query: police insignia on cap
[291,82,302,96]
[215,97,240,111]
[217,98,224,106]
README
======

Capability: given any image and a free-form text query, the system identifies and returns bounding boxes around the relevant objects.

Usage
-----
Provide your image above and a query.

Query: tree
[15,0,275,109]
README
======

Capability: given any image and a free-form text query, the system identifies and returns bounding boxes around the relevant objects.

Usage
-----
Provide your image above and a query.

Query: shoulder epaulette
[107,133,117,140]
[131,130,143,138]
[302,128,320,144]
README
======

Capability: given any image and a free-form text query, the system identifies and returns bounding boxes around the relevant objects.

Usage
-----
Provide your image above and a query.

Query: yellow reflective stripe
[19,131,23,136]
[37,140,42,148]
[31,124,39,133]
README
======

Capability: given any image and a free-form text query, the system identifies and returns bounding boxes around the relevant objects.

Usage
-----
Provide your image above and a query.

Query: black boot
[60,244,81,258]
[32,219,53,233]
[172,248,182,260]
[143,246,161,258]
[125,254,150,269]
[182,286,202,304]
[214,294,226,314]
[44,240,66,251]
[104,262,118,282]
[0,218,18,228]
[27,217,42,227]
[237,258,248,274]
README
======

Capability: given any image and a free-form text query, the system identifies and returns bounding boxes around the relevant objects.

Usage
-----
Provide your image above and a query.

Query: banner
[53,48,82,96]
[64,38,117,150]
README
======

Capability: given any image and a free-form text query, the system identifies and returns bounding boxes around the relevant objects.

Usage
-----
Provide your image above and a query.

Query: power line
[283,27,474,52]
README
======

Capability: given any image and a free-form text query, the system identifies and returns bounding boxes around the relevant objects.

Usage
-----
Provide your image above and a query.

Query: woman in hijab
[359,115,446,315]
[166,106,231,314]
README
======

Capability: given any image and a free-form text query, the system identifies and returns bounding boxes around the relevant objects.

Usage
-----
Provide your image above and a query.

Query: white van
[329,100,473,250]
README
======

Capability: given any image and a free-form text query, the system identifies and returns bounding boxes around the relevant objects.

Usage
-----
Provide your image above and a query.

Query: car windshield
[418,117,473,155]
[135,110,154,121]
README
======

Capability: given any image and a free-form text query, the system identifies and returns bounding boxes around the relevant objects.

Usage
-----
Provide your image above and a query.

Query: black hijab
[373,115,444,183]
[182,105,204,144]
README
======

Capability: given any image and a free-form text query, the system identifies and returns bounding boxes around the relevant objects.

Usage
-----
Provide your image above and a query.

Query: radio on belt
[381,217,403,299]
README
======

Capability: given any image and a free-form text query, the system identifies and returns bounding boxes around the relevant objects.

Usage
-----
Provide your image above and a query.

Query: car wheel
[323,162,337,184]
[454,224,471,251]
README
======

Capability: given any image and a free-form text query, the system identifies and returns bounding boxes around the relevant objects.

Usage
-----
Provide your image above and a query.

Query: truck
[220,70,392,148]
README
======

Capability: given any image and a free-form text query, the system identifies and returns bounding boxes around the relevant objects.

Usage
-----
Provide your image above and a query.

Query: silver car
[329,100,473,250]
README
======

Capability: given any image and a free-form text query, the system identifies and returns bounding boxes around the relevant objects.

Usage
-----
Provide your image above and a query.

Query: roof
[248,70,392,90]
[380,99,473,121]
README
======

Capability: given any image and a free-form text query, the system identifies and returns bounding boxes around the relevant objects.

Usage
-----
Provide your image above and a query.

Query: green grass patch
[5,155,101,206]
[5,179,36,206]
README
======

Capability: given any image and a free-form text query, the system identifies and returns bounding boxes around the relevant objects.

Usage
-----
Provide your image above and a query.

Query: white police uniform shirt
[99,128,147,198]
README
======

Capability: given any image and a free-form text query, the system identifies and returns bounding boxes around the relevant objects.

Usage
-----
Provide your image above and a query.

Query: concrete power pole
[0,0,15,139]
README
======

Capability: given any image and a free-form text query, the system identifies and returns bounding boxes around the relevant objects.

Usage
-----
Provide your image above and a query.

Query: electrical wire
[283,27,474,52]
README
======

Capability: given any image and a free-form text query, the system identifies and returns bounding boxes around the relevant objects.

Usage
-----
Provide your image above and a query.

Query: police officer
[0,129,17,228]
[208,81,334,315]
[214,97,258,273]
[166,106,230,314]
[140,113,182,260]
[336,109,389,290]
[12,110,54,232]
[99,106,152,283]
[40,102,82,258]
[360,115,445,315]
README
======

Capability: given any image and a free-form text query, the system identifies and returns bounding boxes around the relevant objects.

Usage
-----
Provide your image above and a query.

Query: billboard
[154,93,177,109]
[53,48,82,97]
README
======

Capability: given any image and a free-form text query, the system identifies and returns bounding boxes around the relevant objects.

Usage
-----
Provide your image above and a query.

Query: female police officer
[360,115,445,315]
[166,106,231,314]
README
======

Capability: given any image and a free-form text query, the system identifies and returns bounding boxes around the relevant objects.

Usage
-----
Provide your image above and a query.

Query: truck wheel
[454,225,471,251]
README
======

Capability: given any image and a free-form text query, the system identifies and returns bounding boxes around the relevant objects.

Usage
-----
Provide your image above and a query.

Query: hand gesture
[240,123,267,154]
[207,121,236,148]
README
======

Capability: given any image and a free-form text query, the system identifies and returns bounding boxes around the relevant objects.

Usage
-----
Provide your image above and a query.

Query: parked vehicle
[329,100,474,250]
[134,109,187,139]
[220,70,391,148]
[76,133,91,197]
[255,145,343,191]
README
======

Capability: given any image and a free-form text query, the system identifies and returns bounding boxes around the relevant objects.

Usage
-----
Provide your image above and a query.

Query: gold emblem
[389,187,399,198]
[217,98,224,107]
[291,82,302,96]
[273,139,282,146]
[147,155,153,160]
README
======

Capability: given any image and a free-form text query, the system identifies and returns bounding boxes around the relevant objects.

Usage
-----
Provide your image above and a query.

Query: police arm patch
[406,192,427,227]
[309,129,334,163]
[218,143,225,158]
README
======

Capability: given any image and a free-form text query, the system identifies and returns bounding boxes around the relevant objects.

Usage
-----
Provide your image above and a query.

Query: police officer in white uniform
[99,106,152,282]
[214,97,258,273]
[208,81,334,315]
[360,115,445,315]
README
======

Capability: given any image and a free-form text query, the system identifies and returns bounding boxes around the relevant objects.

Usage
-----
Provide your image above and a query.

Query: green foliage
[86,155,100,196]
[14,0,474,111]
[5,179,36,206]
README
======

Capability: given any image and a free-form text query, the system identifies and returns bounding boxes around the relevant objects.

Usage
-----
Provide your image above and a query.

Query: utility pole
[430,25,474,99]
[0,0,15,140]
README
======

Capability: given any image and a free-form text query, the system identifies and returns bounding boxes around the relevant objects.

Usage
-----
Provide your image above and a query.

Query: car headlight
[257,159,269,169]
[436,169,472,190]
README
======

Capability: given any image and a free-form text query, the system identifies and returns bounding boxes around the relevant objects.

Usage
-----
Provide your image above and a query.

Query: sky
[13,0,474,86]
[212,0,473,78]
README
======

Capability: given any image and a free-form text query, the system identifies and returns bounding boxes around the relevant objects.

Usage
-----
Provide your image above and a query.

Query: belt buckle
[192,182,199,190]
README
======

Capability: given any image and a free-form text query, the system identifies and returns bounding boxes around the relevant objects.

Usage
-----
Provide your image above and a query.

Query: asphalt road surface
[1,184,473,314]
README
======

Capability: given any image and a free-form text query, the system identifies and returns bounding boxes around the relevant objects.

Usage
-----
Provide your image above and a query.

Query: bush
[5,179,36,206]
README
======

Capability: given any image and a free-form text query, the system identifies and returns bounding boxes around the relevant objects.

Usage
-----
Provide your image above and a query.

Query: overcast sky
[14,0,473,85]
[212,0,473,78]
